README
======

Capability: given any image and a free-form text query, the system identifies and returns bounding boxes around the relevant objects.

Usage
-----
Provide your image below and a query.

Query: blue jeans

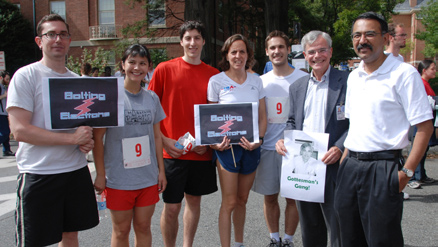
[409,145,428,182]
[0,115,11,152]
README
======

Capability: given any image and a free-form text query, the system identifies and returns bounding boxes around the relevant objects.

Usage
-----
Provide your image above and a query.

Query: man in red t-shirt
[148,20,219,247]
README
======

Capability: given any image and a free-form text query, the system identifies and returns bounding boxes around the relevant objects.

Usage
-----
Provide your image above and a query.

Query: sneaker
[420,177,436,184]
[282,239,294,247]
[3,151,15,156]
[267,238,281,247]
[407,181,421,189]
[403,191,409,200]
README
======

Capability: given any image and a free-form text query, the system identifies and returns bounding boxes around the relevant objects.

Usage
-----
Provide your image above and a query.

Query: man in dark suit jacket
[276,30,349,247]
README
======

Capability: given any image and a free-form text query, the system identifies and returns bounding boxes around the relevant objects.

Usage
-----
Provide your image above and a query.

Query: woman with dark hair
[93,44,167,246]
[408,60,437,189]
[207,34,267,247]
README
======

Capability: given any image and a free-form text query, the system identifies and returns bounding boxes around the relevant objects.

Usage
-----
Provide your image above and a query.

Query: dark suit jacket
[286,66,349,182]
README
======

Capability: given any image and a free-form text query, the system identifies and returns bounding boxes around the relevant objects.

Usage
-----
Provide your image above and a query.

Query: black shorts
[162,159,218,203]
[15,166,99,247]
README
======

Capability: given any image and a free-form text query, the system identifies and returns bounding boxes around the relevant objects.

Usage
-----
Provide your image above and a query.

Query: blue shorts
[213,145,260,174]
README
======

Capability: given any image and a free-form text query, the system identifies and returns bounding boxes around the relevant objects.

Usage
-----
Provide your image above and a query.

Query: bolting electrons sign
[42,77,125,129]
[194,102,259,145]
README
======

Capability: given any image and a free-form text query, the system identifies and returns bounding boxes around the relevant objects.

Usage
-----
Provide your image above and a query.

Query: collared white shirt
[344,55,432,152]
[303,67,330,133]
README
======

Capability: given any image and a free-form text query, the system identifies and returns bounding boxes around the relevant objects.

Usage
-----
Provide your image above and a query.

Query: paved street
[1,141,437,246]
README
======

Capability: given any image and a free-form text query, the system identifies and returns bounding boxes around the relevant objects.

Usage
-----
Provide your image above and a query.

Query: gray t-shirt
[104,88,166,190]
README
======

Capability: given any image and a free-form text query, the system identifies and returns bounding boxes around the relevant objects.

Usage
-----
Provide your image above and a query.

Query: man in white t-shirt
[7,14,98,247]
[335,12,433,246]
[275,30,349,247]
[384,22,406,62]
[251,30,307,247]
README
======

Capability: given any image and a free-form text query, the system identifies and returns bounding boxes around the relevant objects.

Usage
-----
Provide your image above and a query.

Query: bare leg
[217,160,239,247]
[183,194,202,247]
[58,232,78,247]
[110,209,133,247]
[285,198,299,235]
[264,193,280,234]
[133,204,156,247]
[161,203,182,247]
[233,171,257,243]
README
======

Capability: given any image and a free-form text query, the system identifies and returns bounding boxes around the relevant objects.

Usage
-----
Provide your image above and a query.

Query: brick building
[392,0,436,65]
[7,0,229,72]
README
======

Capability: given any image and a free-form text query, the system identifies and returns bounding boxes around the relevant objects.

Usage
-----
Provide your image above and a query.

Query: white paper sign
[280,130,329,203]
[122,135,151,169]
[266,97,290,124]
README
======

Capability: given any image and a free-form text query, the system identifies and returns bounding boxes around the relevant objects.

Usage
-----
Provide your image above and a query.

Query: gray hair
[301,31,332,51]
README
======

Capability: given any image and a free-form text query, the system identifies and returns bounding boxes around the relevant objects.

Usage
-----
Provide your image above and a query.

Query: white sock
[234,242,243,247]
[270,232,280,241]
[284,234,294,242]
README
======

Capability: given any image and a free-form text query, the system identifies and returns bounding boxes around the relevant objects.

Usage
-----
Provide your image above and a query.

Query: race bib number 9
[122,135,151,169]
[266,97,290,124]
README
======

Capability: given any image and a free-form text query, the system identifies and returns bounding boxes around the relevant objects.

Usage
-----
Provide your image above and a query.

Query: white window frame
[98,0,115,25]
[50,1,66,20]
[148,0,166,28]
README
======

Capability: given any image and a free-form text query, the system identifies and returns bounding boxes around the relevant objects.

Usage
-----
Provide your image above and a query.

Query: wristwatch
[401,167,414,178]
[259,136,264,144]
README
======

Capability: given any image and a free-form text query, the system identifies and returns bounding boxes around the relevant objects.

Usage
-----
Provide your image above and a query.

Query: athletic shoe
[267,238,281,247]
[282,239,294,247]
[407,181,421,189]
[420,177,436,184]
[403,191,409,200]
[3,151,15,156]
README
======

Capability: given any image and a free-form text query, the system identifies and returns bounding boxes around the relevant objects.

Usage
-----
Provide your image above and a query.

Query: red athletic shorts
[106,185,159,210]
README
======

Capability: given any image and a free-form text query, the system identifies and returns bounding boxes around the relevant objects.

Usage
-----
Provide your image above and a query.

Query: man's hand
[321,146,342,165]
[162,135,184,158]
[398,170,411,193]
[79,139,94,153]
[275,139,288,156]
[73,126,93,145]
[192,145,208,155]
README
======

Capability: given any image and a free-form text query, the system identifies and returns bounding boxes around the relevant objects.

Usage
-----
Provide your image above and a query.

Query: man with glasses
[334,12,433,246]
[385,23,407,62]
[7,14,99,246]
[275,30,349,247]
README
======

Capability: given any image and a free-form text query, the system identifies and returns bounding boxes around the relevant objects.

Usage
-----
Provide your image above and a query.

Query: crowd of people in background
[2,11,437,247]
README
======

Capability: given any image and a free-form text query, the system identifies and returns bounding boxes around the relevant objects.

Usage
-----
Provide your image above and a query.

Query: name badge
[266,97,290,124]
[336,105,345,121]
[122,135,151,169]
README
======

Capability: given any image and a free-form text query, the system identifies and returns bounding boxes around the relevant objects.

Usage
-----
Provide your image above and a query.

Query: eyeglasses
[40,31,71,40]
[394,34,407,38]
[351,31,384,41]
[306,48,329,56]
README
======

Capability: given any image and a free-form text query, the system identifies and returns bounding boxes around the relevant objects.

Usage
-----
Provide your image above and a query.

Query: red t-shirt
[422,78,436,96]
[148,57,219,160]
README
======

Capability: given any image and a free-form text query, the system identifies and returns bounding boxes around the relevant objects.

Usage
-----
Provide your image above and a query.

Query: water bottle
[96,190,107,220]
[174,136,185,150]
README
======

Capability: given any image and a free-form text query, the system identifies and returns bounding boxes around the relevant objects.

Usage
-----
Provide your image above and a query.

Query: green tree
[0,0,36,74]
[66,48,111,75]
[416,0,438,58]
[331,0,402,64]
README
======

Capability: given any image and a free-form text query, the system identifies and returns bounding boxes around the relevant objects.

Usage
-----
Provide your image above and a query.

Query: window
[99,0,115,25]
[15,4,20,9]
[50,1,66,20]
[148,0,165,27]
